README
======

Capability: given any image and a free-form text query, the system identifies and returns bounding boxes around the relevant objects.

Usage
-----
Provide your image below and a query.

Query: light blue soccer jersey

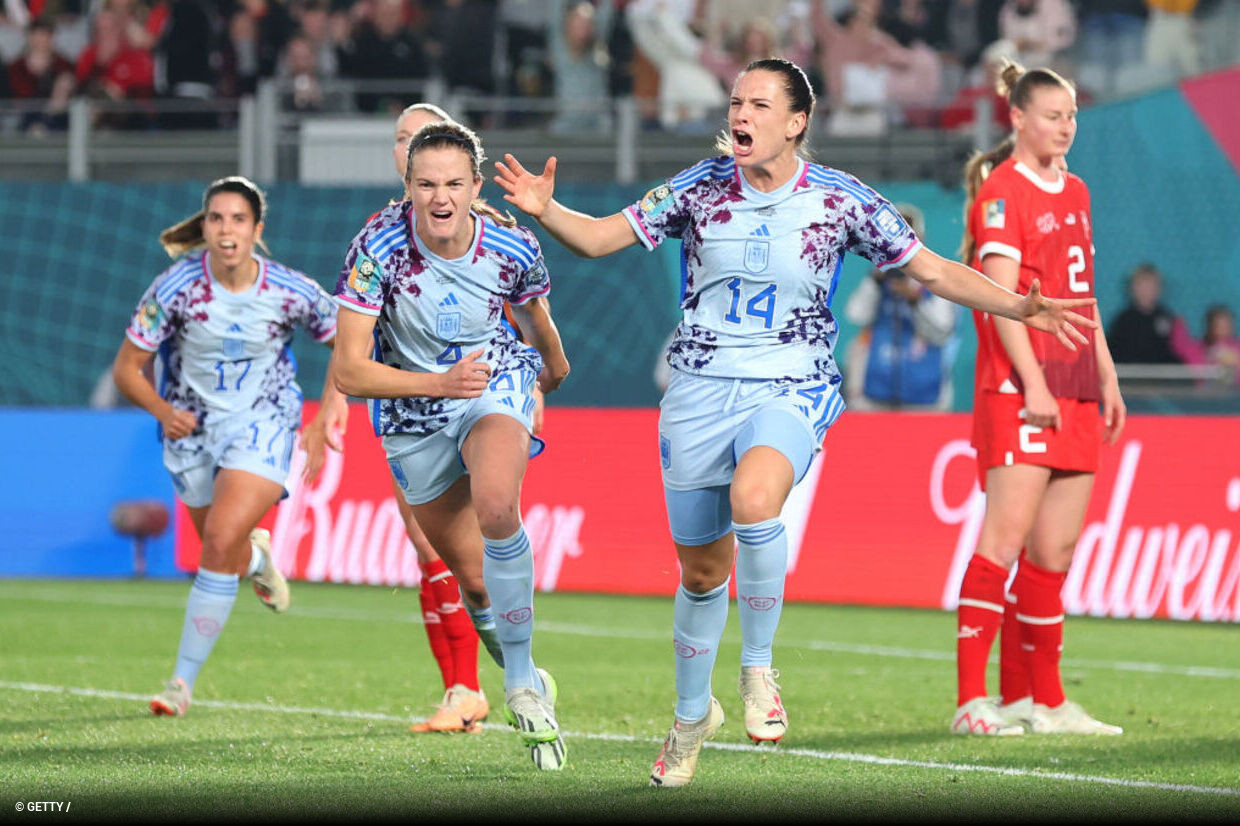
[334,203,548,437]
[624,157,923,384]
[126,251,337,429]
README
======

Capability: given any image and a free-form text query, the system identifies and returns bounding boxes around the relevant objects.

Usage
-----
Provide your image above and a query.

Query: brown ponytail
[995,57,1074,112]
[958,135,1015,264]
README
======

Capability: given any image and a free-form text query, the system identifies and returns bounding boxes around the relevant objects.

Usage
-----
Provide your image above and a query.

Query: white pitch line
[6,589,1240,680]
[1,680,1237,799]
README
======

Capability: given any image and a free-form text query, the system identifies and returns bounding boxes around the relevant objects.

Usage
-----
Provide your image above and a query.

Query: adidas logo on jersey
[227,323,242,332]
[438,293,461,308]
[749,225,771,237]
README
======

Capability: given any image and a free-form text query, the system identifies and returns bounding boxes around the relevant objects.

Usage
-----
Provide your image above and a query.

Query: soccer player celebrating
[952,59,1126,737]
[494,57,1097,786]
[331,121,571,770]
[113,176,348,717]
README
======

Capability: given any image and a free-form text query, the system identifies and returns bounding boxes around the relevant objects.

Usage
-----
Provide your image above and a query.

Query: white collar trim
[1014,161,1065,194]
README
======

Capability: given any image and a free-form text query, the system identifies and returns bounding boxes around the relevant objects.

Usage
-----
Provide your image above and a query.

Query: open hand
[1015,278,1098,351]
[493,154,557,219]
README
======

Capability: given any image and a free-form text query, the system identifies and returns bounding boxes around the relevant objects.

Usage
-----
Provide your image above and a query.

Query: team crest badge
[872,204,906,239]
[347,254,380,294]
[744,240,769,273]
[436,311,461,339]
[139,298,163,331]
[388,459,409,490]
[983,199,1005,229]
[639,184,673,217]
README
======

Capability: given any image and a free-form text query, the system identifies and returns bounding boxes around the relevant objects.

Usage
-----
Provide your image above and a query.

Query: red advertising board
[176,405,1240,622]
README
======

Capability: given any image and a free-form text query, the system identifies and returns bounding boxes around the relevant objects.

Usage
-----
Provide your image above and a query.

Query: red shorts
[971,392,1101,491]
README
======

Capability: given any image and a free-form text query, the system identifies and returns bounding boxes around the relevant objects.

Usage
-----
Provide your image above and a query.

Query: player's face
[393,110,442,183]
[728,69,806,167]
[202,192,262,269]
[1012,85,1077,163]
[408,146,482,247]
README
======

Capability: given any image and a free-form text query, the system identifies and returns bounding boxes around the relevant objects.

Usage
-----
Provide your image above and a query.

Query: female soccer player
[951,59,1126,737]
[112,175,348,717]
[331,121,572,770]
[493,57,1097,787]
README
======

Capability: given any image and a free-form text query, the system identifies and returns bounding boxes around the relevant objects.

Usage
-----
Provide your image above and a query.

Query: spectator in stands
[290,0,341,80]
[996,0,1076,70]
[812,0,941,136]
[497,0,553,101]
[228,0,296,95]
[154,0,219,128]
[277,31,347,110]
[1106,262,1187,365]
[843,203,959,411]
[1073,1,1145,98]
[427,0,498,104]
[548,0,613,134]
[1144,0,1200,80]
[1173,304,1240,385]
[937,36,1013,131]
[695,0,813,74]
[340,0,430,113]
[4,17,75,133]
[74,7,155,128]
[625,0,726,132]
[104,0,166,52]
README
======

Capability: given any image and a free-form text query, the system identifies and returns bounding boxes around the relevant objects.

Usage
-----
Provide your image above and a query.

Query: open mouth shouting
[732,128,755,158]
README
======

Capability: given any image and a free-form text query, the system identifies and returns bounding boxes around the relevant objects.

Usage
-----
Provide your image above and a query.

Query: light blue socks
[173,568,239,690]
[672,579,730,722]
[734,518,788,667]
[482,526,538,692]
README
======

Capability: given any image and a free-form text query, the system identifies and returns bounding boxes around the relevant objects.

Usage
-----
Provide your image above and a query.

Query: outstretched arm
[902,247,1097,351]
[493,153,638,258]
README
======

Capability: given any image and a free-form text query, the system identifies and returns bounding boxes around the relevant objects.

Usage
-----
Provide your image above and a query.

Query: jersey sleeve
[507,227,551,306]
[292,273,338,341]
[334,230,387,317]
[844,186,924,271]
[621,165,701,251]
[972,176,1024,264]
[124,271,178,352]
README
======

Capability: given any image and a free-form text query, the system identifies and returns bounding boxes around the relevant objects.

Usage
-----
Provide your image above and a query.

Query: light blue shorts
[383,367,545,506]
[163,411,298,508]
[659,370,844,545]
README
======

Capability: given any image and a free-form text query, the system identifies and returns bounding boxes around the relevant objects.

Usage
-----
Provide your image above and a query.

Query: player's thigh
[975,463,1054,568]
[393,481,440,564]
[1027,470,1095,572]
[460,413,530,515]
[199,468,284,572]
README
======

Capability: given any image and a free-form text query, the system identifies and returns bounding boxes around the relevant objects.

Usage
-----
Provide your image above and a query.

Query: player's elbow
[331,356,364,398]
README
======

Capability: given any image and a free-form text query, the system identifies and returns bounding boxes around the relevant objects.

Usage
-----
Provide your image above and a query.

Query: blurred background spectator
[996,0,1075,71]
[338,0,429,113]
[155,0,219,127]
[843,203,959,411]
[547,0,614,134]
[1073,0,1145,98]
[228,0,296,96]
[625,0,725,133]
[4,17,75,133]
[1144,0,1200,82]
[74,7,154,128]
[1106,262,1187,365]
[427,0,498,114]
[1173,304,1240,386]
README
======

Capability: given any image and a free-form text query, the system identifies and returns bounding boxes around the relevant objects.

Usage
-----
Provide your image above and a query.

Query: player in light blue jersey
[331,120,572,771]
[495,57,1098,787]
[111,175,348,718]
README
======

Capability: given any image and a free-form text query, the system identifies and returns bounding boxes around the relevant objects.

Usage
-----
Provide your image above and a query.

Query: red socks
[956,554,1008,706]
[999,553,1031,705]
[418,568,454,690]
[422,559,481,692]
[1011,558,1067,708]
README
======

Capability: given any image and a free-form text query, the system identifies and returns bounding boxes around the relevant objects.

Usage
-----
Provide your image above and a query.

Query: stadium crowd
[2,0,1239,134]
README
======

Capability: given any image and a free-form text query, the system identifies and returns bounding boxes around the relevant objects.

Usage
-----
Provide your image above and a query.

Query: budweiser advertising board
[176,405,1240,622]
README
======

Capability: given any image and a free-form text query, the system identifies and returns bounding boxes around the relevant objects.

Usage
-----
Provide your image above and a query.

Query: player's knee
[729,482,781,524]
[199,528,245,573]
[458,579,488,607]
[474,496,521,540]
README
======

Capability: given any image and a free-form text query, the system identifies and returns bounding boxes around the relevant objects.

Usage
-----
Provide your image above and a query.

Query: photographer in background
[844,203,958,411]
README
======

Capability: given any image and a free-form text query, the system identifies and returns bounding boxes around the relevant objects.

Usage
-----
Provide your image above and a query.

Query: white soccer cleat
[649,697,725,788]
[149,677,191,717]
[997,696,1033,732]
[249,528,290,613]
[506,668,566,770]
[1031,700,1123,735]
[951,696,1024,736]
[739,666,788,743]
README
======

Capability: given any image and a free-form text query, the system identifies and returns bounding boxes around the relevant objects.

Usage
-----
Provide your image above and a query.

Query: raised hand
[493,153,557,219]
[1015,278,1098,352]
[438,349,492,398]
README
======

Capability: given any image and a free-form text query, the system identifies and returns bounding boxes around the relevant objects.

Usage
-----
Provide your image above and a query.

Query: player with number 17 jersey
[969,157,1098,401]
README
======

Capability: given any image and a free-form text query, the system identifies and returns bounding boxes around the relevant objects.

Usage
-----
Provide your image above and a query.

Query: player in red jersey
[951,60,1127,737]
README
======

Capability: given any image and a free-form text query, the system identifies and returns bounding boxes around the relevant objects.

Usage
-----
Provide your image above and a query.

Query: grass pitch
[1,579,1237,823]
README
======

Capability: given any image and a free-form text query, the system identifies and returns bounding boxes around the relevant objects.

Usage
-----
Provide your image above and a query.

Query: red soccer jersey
[969,158,1099,401]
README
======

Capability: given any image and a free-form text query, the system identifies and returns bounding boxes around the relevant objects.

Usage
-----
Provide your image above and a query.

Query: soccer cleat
[506,668,566,770]
[1030,700,1123,735]
[149,677,191,717]
[249,528,290,613]
[410,685,490,734]
[649,697,725,788]
[476,625,505,669]
[997,696,1034,731]
[951,696,1024,736]
[739,665,788,743]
